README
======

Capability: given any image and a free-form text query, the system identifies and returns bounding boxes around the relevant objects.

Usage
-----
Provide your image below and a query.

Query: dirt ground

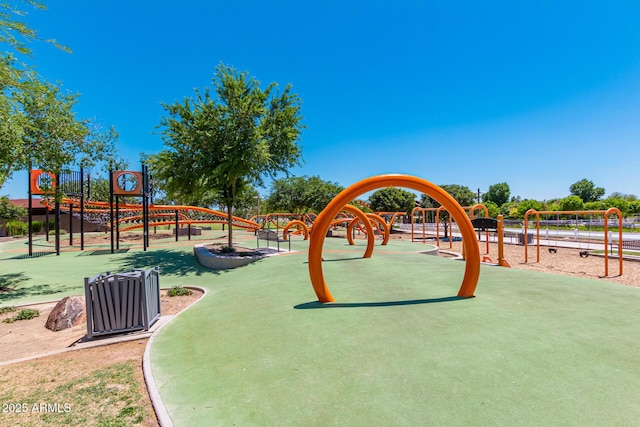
[431,238,638,287]
[0,289,202,426]
[332,229,639,287]
[0,288,203,364]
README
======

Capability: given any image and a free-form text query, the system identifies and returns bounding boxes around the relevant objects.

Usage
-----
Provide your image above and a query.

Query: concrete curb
[143,286,208,427]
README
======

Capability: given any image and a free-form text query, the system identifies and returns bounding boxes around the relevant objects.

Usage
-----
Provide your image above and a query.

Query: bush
[3,308,40,323]
[31,220,43,233]
[166,286,192,297]
[6,221,27,236]
[0,306,17,315]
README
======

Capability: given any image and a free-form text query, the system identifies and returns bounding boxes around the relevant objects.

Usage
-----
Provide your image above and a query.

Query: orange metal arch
[369,213,391,245]
[347,213,390,246]
[340,205,376,258]
[308,174,481,303]
[282,220,310,240]
[465,204,489,219]
[376,212,406,233]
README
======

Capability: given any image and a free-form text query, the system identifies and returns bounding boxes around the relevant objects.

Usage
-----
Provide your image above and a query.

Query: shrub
[3,308,40,323]
[166,286,192,297]
[0,306,17,315]
[220,245,235,254]
[31,220,43,233]
[6,221,28,236]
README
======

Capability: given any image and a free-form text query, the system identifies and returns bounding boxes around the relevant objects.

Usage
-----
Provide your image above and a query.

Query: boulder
[45,296,86,332]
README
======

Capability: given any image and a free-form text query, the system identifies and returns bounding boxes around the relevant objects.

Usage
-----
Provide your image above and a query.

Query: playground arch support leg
[282,220,310,240]
[341,204,376,257]
[308,174,481,303]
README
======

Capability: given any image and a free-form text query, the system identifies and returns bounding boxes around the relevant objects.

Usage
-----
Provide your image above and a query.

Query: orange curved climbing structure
[308,174,481,303]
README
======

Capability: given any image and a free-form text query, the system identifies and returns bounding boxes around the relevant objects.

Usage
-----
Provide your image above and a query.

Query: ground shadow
[115,249,221,277]
[0,272,78,303]
[302,256,364,264]
[294,295,470,309]
[10,251,57,260]
[0,272,28,293]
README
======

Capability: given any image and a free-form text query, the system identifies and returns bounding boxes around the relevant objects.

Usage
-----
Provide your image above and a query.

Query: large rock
[45,296,86,332]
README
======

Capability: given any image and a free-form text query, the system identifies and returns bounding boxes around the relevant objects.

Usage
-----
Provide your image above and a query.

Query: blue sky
[4,0,640,201]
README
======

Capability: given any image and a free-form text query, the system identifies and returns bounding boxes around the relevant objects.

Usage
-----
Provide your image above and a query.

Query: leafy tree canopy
[483,182,510,206]
[420,184,476,209]
[608,192,637,201]
[482,200,500,218]
[368,187,416,214]
[349,199,372,213]
[147,63,304,247]
[0,194,25,219]
[516,199,543,219]
[265,175,343,215]
[602,198,630,216]
[569,179,605,203]
[558,195,584,212]
[0,1,120,197]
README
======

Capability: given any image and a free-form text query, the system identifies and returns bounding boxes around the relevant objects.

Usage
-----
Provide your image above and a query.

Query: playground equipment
[28,168,87,256]
[471,215,511,268]
[260,213,315,230]
[282,220,310,240]
[346,212,390,245]
[411,206,444,243]
[26,168,260,256]
[523,208,623,277]
[411,204,490,252]
[337,204,376,258]
[308,174,481,303]
[375,211,408,233]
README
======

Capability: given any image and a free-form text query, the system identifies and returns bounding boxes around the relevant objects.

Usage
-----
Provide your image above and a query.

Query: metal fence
[84,267,161,339]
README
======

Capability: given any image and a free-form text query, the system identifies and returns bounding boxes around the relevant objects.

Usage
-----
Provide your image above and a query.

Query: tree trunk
[226,176,237,248]
[227,203,233,248]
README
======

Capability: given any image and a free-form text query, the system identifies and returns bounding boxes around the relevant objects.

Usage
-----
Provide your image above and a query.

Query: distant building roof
[10,198,50,210]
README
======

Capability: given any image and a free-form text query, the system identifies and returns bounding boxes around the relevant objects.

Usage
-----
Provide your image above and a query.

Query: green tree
[148,64,304,248]
[483,201,500,218]
[230,185,262,218]
[0,195,26,235]
[569,179,605,203]
[350,199,372,213]
[516,199,543,219]
[420,184,476,208]
[602,198,630,216]
[558,195,584,211]
[0,1,68,57]
[7,80,120,193]
[483,182,510,206]
[265,175,343,215]
[499,200,518,218]
[0,2,119,195]
[368,187,416,214]
[607,192,637,201]
[420,184,475,238]
[584,201,605,211]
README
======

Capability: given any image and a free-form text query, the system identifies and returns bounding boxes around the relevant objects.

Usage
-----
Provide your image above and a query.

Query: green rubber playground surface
[2,232,640,425]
